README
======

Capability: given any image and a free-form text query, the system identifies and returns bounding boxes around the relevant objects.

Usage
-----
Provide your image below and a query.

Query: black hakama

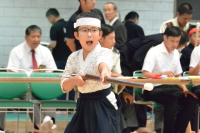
[64,88,121,133]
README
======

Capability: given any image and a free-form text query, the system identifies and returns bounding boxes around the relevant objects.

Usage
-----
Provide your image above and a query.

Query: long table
[0,77,60,83]
[0,77,199,85]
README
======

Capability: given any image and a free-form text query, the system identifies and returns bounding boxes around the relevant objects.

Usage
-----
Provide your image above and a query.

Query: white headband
[74,18,101,28]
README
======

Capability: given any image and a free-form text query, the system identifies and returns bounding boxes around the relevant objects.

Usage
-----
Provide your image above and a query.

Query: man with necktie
[7,25,57,133]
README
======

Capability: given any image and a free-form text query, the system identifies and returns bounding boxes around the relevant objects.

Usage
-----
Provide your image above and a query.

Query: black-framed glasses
[78,28,100,34]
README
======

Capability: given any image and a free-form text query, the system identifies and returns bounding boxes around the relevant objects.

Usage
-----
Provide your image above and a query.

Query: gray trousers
[0,94,56,129]
[0,109,5,129]
[20,94,56,125]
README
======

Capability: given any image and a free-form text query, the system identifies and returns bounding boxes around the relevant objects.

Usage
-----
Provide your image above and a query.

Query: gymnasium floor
[4,112,72,133]
[4,112,153,133]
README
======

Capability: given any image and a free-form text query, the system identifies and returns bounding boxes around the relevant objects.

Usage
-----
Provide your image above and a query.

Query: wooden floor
[4,121,153,133]
[5,121,69,133]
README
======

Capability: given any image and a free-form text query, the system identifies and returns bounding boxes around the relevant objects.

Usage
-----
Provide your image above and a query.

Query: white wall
[0,0,174,67]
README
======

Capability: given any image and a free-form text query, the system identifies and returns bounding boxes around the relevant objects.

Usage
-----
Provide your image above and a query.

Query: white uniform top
[159,17,190,33]
[7,42,57,72]
[111,48,122,74]
[61,43,118,109]
[190,45,200,75]
[142,42,182,75]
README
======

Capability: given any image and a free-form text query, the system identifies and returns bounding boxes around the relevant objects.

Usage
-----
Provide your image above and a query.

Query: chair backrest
[30,72,64,100]
[0,72,28,99]
[183,71,192,91]
[133,70,144,98]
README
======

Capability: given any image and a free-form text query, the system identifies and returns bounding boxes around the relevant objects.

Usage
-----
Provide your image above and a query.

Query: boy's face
[74,25,102,53]
[190,32,200,46]
[177,13,192,27]
[99,32,115,49]
[163,35,181,53]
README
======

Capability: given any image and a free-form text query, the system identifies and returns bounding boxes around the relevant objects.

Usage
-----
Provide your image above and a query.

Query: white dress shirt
[160,17,190,33]
[190,45,200,75]
[142,42,182,75]
[7,42,57,72]
[109,17,118,26]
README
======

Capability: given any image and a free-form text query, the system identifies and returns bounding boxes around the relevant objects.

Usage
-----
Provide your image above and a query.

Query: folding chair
[0,68,34,133]
[133,70,163,131]
[30,70,77,132]
[183,71,198,133]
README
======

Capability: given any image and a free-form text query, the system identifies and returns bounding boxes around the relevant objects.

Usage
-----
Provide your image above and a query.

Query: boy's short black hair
[46,8,60,17]
[25,25,42,36]
[187,25,196,35]
[179,30,189,45]
[177,3,193,15]
[75,12,101,31]
[124,11,139,21]
[164,26,181,37]
[101,24,114,37]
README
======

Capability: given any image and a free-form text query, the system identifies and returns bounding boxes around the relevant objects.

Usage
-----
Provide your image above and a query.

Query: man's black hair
[46,8,60,17]
[124,11,139,22]
[105,2,118,10]
[78,0,86,2]
[187,24,196,35]
[101,24,114,37]
[25,25,42,36]
[164,26,181,37]
[179,30,189,45]
[177,3,193,15]
[75,12,101,31]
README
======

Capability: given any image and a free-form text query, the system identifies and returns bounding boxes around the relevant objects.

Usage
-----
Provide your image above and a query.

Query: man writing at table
[7,25,57,133]
[142,26,197,133]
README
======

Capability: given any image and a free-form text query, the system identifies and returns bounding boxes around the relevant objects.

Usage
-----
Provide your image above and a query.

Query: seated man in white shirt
[189,41,200,99]
[189,38,200,133]
[7,25,57,133]
[142,26,197,133]
[160,3,192,33]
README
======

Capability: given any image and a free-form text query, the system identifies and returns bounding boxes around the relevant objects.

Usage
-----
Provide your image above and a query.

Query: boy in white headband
[61,12,121,133]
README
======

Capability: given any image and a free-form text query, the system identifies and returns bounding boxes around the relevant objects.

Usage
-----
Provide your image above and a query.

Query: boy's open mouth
[86,41,93,45]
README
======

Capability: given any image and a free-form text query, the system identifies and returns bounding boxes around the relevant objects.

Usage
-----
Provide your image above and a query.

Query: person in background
[142,26,197,133]
[104,2,127,51]
[160,3,192,33]
[46,8,71,103]
[66,0,105,52]
[124,11,145,41]
[46,8,71,70]
[181,25,199,72]
[100,24,153,133]
[99,24,122,77]
[188,25,200,133]
[7,25,57,133]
